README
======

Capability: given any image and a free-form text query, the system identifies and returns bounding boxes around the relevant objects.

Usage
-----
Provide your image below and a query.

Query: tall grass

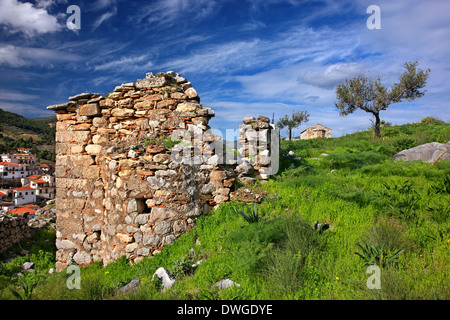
[0,118,448,300]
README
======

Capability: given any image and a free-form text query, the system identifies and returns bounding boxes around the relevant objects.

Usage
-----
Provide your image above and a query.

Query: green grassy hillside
[0,108,56,162]
[0,117,448,300]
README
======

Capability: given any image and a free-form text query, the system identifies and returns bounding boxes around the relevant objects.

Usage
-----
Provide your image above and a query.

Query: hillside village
[0,148,55,217]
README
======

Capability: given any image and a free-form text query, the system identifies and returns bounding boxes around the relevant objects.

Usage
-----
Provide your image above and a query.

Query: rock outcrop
[393,141,450,163]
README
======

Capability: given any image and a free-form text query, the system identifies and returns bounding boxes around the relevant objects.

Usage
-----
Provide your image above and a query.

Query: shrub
[428,174,450,195]
[224,218,288,248]
[421,117,445,125]
[262,250,303,295]
[355,240,404,268]
[170,257,194,279]
[261,216,325,296]
[355,217,412,268]
[365,217,414,252]
[393,137,415,151]
[232,203,262,224]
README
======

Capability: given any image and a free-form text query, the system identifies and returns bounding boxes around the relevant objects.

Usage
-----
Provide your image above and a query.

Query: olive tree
[276,110,310,140]
[335,61,430,139]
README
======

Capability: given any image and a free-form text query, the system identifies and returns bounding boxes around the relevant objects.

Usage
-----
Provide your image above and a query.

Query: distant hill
[0,108,56,162]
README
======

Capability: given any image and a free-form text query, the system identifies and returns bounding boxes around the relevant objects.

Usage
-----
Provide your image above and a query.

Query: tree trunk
[373,112,381,139]
[289,128,292,140]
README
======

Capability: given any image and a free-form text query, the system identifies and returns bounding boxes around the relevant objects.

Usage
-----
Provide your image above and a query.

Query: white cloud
[35,0,67,10]
[199,1,450,136]
[0,89,38,101]
[157,25,358,79]
[0,0,62,35]
[135,0,220,29]
[161,40,262,75]
[0,43,81,67]
[300,62,365,89]
[94,54,154,72]
[0,44,28,66]
[92,7,117,31]
[241,20,267,31]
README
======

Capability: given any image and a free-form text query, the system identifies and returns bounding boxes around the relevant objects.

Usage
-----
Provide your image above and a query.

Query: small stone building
[300,124,331,140]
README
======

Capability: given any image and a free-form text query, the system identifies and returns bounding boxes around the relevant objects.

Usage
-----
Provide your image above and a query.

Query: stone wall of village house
[47,71,278,271]
[300,124,331,140]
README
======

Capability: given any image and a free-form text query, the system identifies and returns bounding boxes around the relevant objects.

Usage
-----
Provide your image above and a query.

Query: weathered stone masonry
[0,214,32,255]
[47,71,278,271]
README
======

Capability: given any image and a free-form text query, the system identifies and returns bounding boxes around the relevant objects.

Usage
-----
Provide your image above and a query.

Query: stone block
[83,165,101,179]
[154,221,171,235]
[125,243,138,253]
[73,251,92,265]
[71,145,85,154]
[86,144,102,155]
[111,108,135,117]
[135,76,167,89]
[79,103,101,116]
[176,102,200,112]
[92,117,107,127]
[56,113,76,121]
[134,100,153,109]
[55,142,69,155]
[136,247,150,256]
[135,214,149,225]
[173,220,187,235]
[56,239,78,250]
[149,207,176,223]
[209,170,227,181]
[153,153,172,164]
[99,99,114,108]
[143,94,163,101]
[184,87,198,99]
[142,233,160,247]
[171,92,187,99]
[56,130,90,143]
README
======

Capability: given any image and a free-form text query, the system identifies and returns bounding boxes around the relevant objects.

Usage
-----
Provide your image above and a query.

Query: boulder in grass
[393,142,450,163]
[22,262,35,271]
[119,279,140,293]
[152,267,176,292]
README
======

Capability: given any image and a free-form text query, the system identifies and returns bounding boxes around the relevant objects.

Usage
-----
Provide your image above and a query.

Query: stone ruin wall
[0,214,32,255]
[47,71,278,271]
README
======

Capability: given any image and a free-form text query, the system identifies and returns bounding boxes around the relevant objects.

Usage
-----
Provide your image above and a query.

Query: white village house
[0,152,38,180]
[12,186,36,206]
[22,174,56,199]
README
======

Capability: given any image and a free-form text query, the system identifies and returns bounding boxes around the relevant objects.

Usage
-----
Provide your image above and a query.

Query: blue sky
[0,0,449,138]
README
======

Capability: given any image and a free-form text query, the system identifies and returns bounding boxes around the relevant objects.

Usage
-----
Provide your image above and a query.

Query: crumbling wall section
[48,71,278,271]
[0,213,32,255]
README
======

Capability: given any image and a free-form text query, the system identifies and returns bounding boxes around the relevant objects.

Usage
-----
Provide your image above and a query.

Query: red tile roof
[32,179,47,184]
[9,207,37,214]
[21,204,40,208]
[27,174,42,180]
[12,154,36,157]
[0,162,24,166]
[12,186,35,192]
